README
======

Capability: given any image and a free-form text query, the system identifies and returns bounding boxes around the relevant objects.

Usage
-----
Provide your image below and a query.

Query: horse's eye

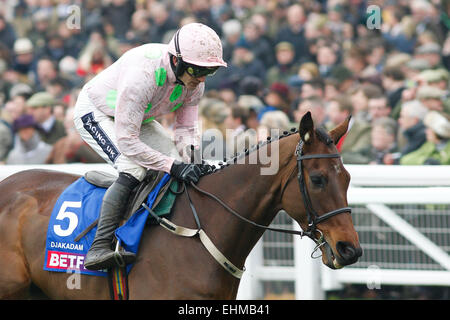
[310,175,326,188]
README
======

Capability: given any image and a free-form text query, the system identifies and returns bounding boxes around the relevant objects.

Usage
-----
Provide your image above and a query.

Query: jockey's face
[179,71,206,90]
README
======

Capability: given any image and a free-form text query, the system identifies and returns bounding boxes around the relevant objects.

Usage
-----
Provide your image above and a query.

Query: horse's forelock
[315,127,333,146]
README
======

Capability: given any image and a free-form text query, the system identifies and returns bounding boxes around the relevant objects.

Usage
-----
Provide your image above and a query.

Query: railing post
[237,239,264,299]
[293,223,324,300]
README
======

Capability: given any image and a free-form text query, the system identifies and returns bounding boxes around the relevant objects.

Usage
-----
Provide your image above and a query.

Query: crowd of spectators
[0,0,449,167]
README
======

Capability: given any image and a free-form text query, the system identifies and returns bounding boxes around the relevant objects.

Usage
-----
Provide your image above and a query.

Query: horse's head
[281,112,362,269]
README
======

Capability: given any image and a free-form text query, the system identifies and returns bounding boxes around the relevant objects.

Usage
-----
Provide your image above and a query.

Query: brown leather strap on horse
[141,202,245,278]
[189,182,307,237]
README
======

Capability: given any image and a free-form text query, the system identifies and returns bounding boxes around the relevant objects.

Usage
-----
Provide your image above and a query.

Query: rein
[146,138,352,278]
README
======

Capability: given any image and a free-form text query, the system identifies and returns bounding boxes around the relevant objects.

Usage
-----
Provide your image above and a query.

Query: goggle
[185,64,219,78]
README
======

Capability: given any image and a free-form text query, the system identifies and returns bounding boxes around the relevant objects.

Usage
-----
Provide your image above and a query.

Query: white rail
[1,164,450,299]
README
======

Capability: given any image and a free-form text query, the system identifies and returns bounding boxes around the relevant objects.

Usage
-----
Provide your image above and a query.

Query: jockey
[73,23,227,271]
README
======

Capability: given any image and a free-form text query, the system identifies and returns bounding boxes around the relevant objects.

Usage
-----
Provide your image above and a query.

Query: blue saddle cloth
[43,173,171,276]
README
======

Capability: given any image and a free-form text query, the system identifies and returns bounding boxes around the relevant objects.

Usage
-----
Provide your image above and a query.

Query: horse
[0,112,361,299]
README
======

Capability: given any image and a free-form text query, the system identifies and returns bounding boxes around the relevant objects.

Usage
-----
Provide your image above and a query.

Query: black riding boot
[84,172,140,271]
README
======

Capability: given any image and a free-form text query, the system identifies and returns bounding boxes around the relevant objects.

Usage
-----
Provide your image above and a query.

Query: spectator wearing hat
[266,41,299,87]
[26,91,66,144]
[12,38,36,80]
[417,69,449,90]
[414,42,443,69]
[260,82,292,121]
[6,114,52,165]
[416,86,450,114]
[400,111,450,165]
[404,58,432,83]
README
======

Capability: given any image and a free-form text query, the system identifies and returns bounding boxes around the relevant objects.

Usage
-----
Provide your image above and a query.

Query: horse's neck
[193,143,293,269]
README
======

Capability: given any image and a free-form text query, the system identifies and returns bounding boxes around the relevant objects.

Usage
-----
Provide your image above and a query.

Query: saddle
[76,170,178,242]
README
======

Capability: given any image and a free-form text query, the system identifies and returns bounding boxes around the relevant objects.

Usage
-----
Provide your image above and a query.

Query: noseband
[295,140,352,243]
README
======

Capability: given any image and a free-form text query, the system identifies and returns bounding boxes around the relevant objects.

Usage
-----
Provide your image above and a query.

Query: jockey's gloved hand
[170,160,202,184]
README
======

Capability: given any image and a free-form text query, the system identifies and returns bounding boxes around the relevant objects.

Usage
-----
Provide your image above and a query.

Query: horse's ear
[299,111,314,144]
[329,115,351,145]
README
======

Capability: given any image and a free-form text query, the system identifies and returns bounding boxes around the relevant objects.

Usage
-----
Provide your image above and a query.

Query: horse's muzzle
[335,241,363,266]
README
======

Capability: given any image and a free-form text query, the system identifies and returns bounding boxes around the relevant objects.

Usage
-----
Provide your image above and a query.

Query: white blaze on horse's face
[333,163,342,174]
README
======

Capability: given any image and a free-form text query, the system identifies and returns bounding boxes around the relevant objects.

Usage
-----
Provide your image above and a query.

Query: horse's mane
[206,126,333,174]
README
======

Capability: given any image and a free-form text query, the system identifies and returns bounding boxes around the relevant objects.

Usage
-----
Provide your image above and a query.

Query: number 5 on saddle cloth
[43,170,178,277]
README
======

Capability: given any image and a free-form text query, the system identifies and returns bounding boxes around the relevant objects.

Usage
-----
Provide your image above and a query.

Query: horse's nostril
[336,241,362,263]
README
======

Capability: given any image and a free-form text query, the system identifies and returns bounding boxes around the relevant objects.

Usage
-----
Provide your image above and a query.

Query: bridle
[294,140,352,253]
[146,137,353,278]
[187,138,352,251]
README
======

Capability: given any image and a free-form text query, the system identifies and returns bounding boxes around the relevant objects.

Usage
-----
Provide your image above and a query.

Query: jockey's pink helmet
[168,23,227,68]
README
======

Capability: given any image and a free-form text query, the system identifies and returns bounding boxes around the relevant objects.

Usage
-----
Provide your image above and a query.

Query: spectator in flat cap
[6,114,52,165]
[400,111,450,165]
[26,92,66,144]
[416,86,450,114]
[418,69,449,90]
[414,42,443,69]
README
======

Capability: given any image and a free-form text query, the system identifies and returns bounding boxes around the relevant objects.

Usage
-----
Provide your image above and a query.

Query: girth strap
[141,203,245,279]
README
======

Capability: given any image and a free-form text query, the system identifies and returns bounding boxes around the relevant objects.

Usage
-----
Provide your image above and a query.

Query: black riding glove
[170,160,202,184]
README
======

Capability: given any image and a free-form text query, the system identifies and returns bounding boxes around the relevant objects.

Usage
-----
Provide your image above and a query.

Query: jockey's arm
[115,67,176,173]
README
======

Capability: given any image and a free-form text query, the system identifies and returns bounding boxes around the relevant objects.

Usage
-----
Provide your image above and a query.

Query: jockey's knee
[117,165,147,182]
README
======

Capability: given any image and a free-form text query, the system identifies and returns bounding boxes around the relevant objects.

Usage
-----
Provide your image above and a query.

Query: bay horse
[0,112,361,299]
